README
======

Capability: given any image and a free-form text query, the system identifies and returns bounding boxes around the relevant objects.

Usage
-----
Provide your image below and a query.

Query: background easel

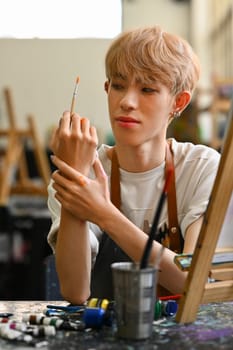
[0,87,51,205]
[176,99,233,323]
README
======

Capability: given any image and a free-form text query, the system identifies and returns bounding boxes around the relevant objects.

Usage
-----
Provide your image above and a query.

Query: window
[0,0,122,38]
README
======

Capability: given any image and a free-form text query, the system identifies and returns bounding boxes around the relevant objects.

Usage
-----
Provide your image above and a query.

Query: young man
[47,26,220,304]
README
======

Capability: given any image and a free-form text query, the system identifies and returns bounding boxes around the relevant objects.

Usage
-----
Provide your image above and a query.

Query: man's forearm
[55,207,91,304]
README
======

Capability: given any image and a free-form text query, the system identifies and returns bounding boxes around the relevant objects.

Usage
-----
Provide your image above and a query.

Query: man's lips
[115,116,140,124]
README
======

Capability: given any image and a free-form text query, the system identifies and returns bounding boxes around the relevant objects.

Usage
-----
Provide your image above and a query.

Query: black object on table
[0,197,52,300]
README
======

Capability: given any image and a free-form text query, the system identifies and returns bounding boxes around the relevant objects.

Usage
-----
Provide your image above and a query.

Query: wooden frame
[0,88,51,205]
[176,98,233,323]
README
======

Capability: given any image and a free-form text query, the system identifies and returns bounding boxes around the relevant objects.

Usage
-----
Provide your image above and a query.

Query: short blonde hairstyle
[105,26,200,96]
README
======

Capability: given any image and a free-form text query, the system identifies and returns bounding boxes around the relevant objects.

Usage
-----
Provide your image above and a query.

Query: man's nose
[119,89,138,110]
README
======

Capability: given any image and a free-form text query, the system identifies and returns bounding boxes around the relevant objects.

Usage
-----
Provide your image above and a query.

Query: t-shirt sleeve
[180,148,220,236]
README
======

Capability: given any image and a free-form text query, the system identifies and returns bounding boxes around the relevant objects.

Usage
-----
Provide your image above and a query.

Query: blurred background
[0,0,232,300]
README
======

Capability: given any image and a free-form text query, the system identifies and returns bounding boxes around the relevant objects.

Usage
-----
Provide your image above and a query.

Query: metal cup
[111,262,157,340]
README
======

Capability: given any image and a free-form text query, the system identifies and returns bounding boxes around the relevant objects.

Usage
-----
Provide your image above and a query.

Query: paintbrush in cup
[140,167,174,269]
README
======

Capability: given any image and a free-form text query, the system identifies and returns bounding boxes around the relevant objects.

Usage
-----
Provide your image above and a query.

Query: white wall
[0,0,190,145]
[123,0,190,39]
[0,39,111,144]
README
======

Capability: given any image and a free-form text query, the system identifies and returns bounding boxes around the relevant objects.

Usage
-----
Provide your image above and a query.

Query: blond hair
[105,26,200,95]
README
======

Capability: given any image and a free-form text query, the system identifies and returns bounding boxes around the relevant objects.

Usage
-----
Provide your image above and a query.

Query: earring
[173,110,181,118]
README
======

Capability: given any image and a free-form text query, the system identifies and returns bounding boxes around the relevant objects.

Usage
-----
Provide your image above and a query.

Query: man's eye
[111,83,124,90]
[142,87,158,93]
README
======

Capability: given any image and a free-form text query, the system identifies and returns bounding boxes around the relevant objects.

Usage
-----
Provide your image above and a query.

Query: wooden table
[0,300,233,349]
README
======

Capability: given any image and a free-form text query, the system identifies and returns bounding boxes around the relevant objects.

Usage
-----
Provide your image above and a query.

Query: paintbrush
[140,167,174,269]
[70,76,80,115]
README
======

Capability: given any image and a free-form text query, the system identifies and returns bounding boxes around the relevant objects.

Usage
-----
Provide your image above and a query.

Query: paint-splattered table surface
[0,300,232,349]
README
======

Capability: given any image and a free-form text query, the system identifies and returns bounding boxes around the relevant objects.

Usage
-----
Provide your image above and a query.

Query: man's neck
[108,141,167,173]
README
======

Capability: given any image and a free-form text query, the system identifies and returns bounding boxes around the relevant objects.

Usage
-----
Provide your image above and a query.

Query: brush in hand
[70,76,80,115]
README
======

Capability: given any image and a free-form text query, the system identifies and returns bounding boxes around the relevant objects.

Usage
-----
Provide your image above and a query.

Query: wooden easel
[176,99,233,323]
[0,87,51,205]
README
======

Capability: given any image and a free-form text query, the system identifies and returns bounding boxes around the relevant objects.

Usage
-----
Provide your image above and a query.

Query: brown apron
[90,142,183,299]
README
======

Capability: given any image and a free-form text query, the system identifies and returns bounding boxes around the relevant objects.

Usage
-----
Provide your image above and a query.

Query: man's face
[105,76,176,148]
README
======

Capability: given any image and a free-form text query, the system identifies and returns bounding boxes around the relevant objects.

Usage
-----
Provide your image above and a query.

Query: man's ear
[104,80,109,93]
[175,91,191,113]
[168,91,192,124]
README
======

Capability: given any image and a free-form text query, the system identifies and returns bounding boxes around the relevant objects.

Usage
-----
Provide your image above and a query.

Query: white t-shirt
[47,139,220,263]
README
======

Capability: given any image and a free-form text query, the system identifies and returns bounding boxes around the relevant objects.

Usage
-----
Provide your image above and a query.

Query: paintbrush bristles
[70,76,80,115]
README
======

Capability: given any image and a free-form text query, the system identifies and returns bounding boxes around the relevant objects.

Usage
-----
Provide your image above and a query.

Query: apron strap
[111,147,121,209]
[165,142,184,253]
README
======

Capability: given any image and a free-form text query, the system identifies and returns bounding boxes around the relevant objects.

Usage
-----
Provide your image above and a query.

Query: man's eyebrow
[112,73,127,80]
